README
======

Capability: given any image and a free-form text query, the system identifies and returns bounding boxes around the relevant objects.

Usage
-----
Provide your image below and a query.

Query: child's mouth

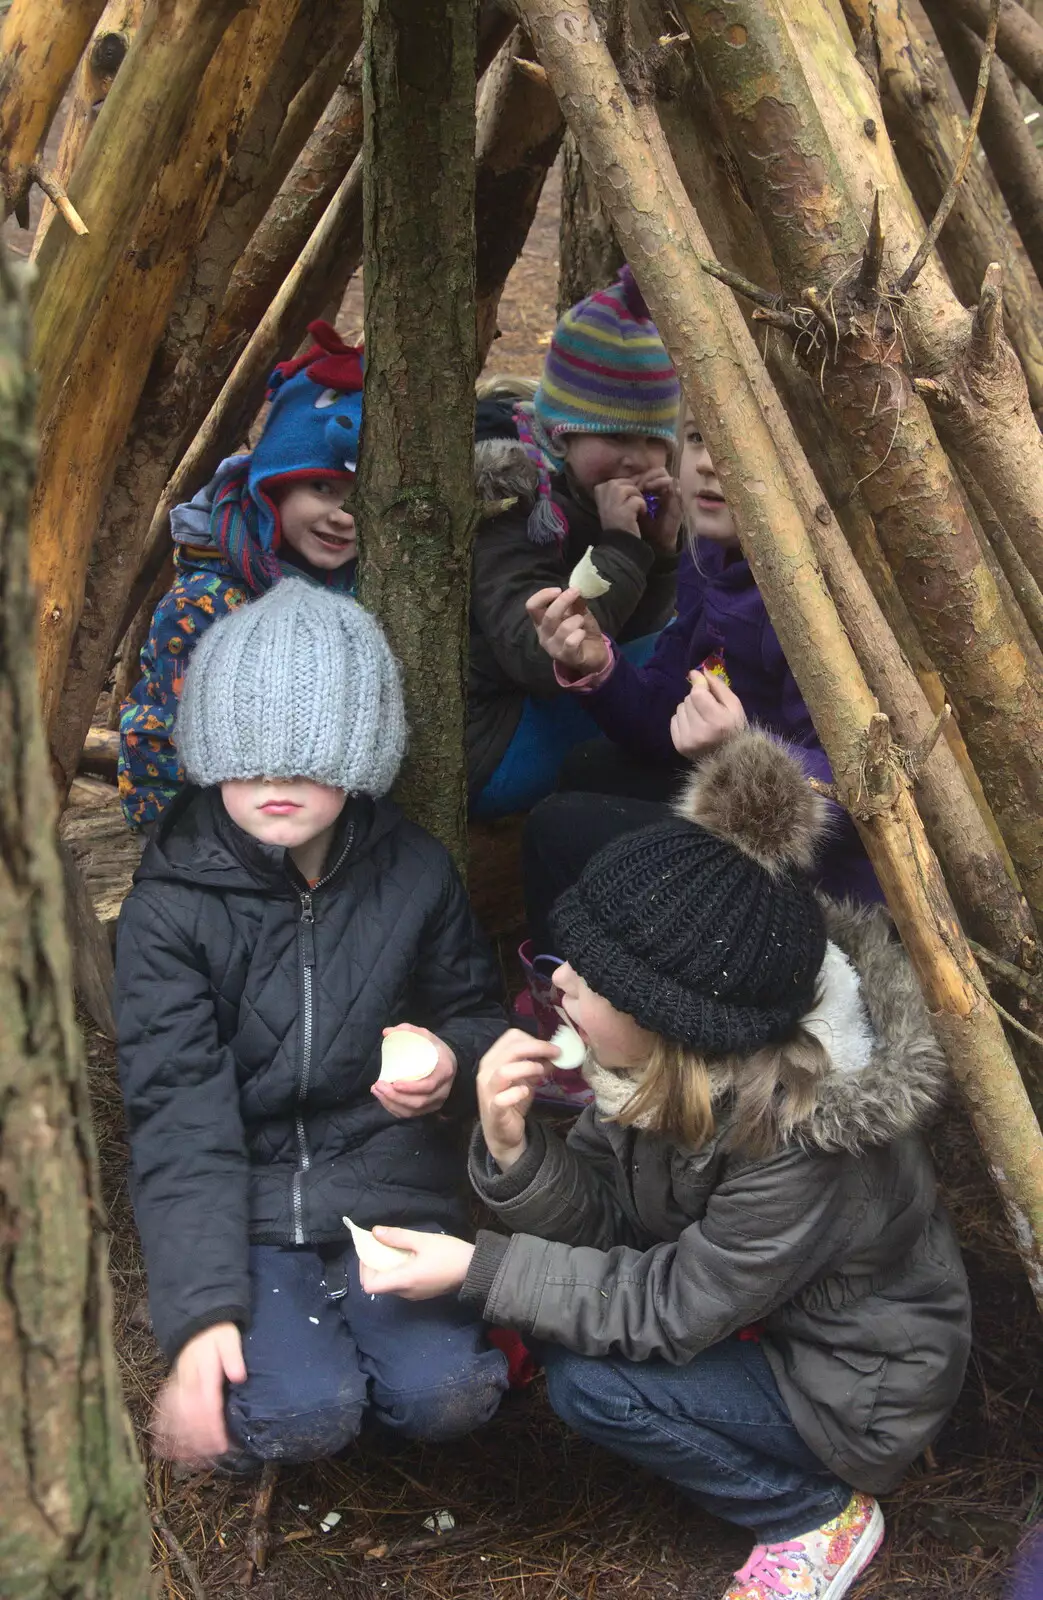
[696,491,725,508]
[259,801,302,815]
[312,530,354,551]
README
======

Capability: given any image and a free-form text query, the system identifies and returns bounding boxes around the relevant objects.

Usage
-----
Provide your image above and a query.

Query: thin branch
[151,1514,208,1600]
[898,0,1000,293]
[696,255,779,310]
[30,163,89,237]
[969,940,1043,1005]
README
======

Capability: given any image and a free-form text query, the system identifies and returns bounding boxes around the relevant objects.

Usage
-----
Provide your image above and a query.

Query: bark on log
[0,246,151,1598]
[943,0,1043,105]
[29,0,144,261]
[29,5,260,774]
[558,129,625,313]
[208,58,365,381]
[29,0,248,424]
[0,0,108,220]
[356,0,478,865]
[923,3,1043,307]
[842,0,1043,411]
[49,0,359,794]
[515,0,1043,1307]
[476,33,564,364]
[679,0,1043,931]
[954,458,1043,659]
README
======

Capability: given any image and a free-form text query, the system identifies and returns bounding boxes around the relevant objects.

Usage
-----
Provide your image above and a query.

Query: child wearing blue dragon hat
[119,322,364,830]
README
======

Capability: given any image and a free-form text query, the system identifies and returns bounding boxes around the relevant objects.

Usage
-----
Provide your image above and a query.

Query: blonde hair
[616,1026,830,1159]
[475,373,539,402]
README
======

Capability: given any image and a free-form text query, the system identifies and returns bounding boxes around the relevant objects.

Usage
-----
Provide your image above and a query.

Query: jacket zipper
[290,826,355,1246]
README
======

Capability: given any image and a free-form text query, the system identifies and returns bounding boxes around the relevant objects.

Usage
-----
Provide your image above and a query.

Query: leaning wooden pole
[356,0,479,867]
[679,0,1043,933]
[0,245,152,1598]
[0,0,108,221]
[515,0,1043,1309]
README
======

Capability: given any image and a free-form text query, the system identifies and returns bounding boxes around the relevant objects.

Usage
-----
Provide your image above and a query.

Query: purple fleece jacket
[577,540,882,905]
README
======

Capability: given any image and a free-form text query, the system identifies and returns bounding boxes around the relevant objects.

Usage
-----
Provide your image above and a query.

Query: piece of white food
[569,545,612,600]
[343,1217,411,1271]
[549,1022,587,1072]
[378,1028,439,1083]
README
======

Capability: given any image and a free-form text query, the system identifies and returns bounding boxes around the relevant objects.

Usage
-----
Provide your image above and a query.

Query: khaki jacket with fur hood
[462,747,971,1494]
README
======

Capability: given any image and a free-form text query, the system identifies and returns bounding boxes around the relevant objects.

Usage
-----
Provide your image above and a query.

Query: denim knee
[226,1391,365,1463]
[542,1347,631,1435]
[373,1353,508,1442]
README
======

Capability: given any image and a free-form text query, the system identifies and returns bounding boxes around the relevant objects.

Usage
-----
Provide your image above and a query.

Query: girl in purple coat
[521,411,880,953]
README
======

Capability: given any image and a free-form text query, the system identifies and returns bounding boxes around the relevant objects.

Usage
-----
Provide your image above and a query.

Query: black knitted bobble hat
[550,730,830,1056]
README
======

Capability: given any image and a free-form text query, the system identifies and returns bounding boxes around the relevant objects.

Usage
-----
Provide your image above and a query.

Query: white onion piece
[378,1029,439,1083]
[343,1217,412,1271]
[549,1022,587,1072]
[569,545,611,600]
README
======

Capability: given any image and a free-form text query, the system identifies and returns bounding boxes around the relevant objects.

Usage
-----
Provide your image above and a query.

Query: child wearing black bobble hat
[358,729,970,1600]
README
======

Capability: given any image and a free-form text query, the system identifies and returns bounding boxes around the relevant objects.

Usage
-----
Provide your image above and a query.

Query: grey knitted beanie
[175,579,407,796]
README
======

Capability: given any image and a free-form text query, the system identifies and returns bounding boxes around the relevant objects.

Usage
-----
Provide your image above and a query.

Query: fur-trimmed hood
[475,436,541,508]
[583,901,949,1157]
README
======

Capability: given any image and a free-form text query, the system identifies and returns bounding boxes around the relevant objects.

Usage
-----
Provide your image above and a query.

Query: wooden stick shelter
[3,0,1043,1577]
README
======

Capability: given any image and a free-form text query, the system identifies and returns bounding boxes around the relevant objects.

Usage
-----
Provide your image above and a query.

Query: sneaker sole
[823,1502,885,1600]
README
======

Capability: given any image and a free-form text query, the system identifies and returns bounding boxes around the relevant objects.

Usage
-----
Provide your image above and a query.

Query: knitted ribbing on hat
[533,266,680,446]
[175,580,406,797]
[550,732,829,1055]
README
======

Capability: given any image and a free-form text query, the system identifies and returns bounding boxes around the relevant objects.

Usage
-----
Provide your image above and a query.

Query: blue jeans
[225,1243,508,1463]
[471,632,661,820]
[542,1337,851,1544]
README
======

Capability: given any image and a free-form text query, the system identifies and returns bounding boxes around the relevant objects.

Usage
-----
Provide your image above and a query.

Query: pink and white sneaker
[723,1493,884,1600]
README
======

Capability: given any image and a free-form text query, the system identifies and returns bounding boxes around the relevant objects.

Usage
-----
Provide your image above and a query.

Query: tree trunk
[29,0,145,260]
[356,0,478,866]
[514,0,1043,1307]
[922,3,1043,304]
[678,0,1043,932]
[28,3,260,770]
[476,35,564,364]
[954,457,1043,660]
[943,0,1043,106]
[0,0,108,219]
[49,0,360,793]
[0,249,152,1599]
[557,128,624,313]
[841,0,1043,411]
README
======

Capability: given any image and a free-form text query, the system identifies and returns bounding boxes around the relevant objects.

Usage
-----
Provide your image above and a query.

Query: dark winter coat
[115,787,506,1362]
[468,440,680,796]
[462,903,971,1493]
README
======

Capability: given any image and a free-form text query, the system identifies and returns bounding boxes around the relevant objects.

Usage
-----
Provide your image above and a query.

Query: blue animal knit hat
[247,320,364,554]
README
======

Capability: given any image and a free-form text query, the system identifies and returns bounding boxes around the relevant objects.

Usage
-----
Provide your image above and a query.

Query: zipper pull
[299,892,316,966]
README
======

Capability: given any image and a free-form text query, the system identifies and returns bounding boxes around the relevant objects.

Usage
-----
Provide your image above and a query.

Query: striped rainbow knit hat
[532,265,680,450]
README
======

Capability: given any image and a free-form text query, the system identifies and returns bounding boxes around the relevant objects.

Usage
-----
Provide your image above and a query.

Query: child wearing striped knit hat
[469,265,683,823]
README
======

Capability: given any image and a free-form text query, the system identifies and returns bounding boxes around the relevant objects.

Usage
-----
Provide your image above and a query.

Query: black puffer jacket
[115,787,507,1362]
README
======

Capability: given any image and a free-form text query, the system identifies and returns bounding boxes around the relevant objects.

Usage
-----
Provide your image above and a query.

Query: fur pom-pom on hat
[675,729,830,877]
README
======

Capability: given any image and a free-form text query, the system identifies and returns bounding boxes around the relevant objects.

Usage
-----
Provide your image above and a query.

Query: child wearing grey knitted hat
[115,580,510,1471]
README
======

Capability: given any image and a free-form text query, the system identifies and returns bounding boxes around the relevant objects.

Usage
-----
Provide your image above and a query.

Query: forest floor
[43,148,1043,1600]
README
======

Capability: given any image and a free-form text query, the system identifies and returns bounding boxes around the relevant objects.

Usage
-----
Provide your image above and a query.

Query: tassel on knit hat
[175,580,406,798]
[550,730,830,1055]
[516,266,681,545]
